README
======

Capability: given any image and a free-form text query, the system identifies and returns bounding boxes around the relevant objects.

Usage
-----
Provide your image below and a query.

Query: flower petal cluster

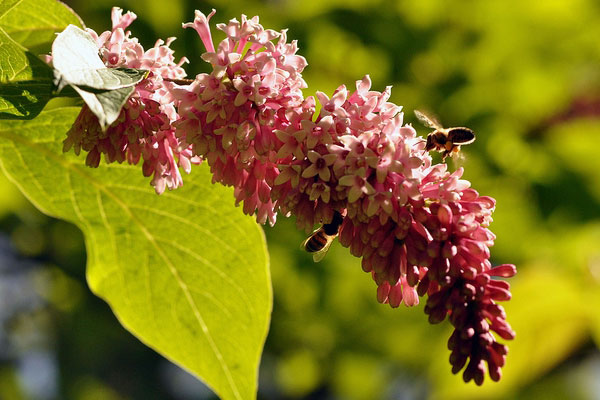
[61,8,199,193]
[174,10,309,225]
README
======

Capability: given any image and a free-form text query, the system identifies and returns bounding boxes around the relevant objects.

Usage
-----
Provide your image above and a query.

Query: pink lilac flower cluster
[61,8,199,194]
[61,8,516,384]
[173,10,309,225]
[173,10,516,384]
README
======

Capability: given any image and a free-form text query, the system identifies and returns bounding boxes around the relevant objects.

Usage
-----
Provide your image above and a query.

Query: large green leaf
[0,0,83,53]
[0,106,272,400]
[0,27,54,119]
[0,0,80,120]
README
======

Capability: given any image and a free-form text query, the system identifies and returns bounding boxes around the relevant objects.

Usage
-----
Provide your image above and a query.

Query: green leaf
[51,25,147,91]
[0,27,53,119]
[74,68,149,91]
[0,0,81,119]
[51,25,148,129]
[0,0,21,19]
[71,85,135,130]
[0,0,83,54]
[0,106,272,400]
[52,25,147,90]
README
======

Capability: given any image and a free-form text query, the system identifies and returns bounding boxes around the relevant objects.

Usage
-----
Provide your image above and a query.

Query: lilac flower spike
[174,10,516,383]
[61,8,516,384]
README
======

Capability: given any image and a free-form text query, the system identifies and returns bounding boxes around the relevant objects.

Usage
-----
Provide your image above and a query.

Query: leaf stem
[164,78,195,85]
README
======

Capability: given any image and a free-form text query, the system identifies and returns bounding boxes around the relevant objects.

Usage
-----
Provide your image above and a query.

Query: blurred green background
[2,0,600,398]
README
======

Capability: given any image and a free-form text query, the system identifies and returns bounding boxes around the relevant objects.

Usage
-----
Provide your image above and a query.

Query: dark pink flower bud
[388,283,403,308]
[377,281,391,303]
[489,264,517,277]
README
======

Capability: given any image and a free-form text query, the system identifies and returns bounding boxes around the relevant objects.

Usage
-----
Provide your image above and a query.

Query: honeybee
[414,110,476,160]
[301,211,344,262]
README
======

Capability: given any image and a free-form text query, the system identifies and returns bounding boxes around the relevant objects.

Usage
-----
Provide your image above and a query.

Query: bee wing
[312,237,334,262]
[447,127,476,145]
[300,230,317,251]
[415,110,443,130]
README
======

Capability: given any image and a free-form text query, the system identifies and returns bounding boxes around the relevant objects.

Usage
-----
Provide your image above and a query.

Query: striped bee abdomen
[305,232,329,252]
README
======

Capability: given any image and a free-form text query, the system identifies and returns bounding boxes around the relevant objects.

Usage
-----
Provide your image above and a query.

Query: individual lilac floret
[61,7,198,193]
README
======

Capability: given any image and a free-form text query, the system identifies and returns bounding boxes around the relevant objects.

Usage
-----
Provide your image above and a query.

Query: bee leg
[441,149,450,161]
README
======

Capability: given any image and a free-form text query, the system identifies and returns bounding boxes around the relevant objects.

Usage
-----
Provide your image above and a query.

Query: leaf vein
[187,288,234,319]
[127,203,245,262]
[152,236,258,322]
